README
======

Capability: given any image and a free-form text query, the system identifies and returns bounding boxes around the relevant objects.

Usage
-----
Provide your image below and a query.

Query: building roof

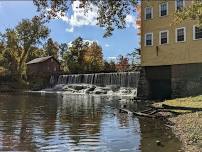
[26,56,54,65]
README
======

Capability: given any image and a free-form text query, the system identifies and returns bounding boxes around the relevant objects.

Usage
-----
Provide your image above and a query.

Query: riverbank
[153,96,202,152]
[0,81,28,92]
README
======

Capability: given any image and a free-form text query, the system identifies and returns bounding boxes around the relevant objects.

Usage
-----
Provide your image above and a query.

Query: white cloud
[106,57,117,62]
[66,27,74,32]
[60,14,69,22]
[56,1,137,32]
[69,1,98,26]
[125,15,137,28]
[0,2,2,8]
[58,1,98,32]
[105,44,110,47]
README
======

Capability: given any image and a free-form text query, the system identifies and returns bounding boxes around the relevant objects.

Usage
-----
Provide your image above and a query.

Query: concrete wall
[141,0,202,66]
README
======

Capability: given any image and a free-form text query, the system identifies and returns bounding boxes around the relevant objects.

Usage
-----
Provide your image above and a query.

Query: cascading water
[57,72,140,88]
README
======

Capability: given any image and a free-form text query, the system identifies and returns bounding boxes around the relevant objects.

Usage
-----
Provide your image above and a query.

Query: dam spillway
[57,72,140,88]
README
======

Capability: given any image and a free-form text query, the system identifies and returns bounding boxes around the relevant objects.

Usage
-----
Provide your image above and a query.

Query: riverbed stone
[93,88,107,94]
[119,88,132,94]
[53,84,65,91]
[106,85,120,92]
[85,85,96,94]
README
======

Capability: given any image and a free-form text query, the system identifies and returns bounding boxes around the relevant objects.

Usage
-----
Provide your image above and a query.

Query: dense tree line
[61,37,104,74]
[0,16,140,83]
[0,16,50,80]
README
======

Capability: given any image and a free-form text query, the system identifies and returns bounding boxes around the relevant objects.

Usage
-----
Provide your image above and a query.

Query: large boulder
[85,85,96,94]
[67,84,88,91]
[93,88,107,94]
[119,88,132,94]
[106,85,120,92]
[53,84,65,91]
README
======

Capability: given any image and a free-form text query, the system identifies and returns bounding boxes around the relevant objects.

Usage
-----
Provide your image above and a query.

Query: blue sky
[0,1,139,59]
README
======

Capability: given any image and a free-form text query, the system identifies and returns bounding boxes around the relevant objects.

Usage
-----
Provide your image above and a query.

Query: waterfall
[57,72,140,88]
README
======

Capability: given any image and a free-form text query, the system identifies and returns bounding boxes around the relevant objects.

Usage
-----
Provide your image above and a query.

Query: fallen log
[148,109,180,115]
[119,108,133,114]
[162,104,202,111]
[140,108,153,113]
[119,108,156,118]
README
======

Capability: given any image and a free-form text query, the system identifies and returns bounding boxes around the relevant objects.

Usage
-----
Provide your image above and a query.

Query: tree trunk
[18,49,29,78]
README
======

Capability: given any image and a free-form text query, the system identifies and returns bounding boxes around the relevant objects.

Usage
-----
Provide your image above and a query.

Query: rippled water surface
[0,93,181,152]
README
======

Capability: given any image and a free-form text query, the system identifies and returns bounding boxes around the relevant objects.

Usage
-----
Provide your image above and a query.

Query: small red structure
[26,56,60,77]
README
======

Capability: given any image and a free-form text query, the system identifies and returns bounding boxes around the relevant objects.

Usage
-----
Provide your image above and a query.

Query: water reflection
[0,93,181,151]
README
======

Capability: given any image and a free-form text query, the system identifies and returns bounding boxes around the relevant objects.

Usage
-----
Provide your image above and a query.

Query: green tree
[33,0,139,37]
[27,47,46,61]
[0,16,49,79]
[59,43,68,58]
[103,60,117,73]
[175,1,202,24]
[43,38,59,59]
[0,29,22,76]
[62,37,88,74]
[83,42,104,73]
[62,38,104,73]
[16,16,49,77]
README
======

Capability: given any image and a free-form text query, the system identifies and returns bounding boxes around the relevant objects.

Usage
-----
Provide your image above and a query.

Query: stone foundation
[138,63,202,99]
[171,63,202,98]
[137,68,150,99]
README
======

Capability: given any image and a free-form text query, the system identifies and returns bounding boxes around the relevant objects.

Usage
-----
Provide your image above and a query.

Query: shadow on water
[0,93,182,151]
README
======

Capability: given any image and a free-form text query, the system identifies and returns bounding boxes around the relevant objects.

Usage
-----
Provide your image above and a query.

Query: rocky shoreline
[153,98,202,152]
[168,113,202,152]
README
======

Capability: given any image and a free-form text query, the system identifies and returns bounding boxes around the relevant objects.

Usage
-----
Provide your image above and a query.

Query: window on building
[194,25,202,40]
[176,0,184,11]
[145,33,153,46]
[160,2,168,16]
[176,27,186,42]
[160,31,169,44]
[145,7,153,20]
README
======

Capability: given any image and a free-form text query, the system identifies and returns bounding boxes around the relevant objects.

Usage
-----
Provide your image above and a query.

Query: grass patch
[0,66,7,75]
[153,95,202,113]
[165,96,202,108]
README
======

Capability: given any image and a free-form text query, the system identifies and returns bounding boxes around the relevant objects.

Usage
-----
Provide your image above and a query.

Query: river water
[0,93,182,152]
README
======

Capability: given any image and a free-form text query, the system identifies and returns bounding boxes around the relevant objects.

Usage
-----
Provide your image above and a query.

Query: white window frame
[145,32,153,46]
[144,7,153,20]
[159,2,168,17]
[175,0,185,11]
[193,25,202,40]
[159,30,169,45]
[176,27,186,43]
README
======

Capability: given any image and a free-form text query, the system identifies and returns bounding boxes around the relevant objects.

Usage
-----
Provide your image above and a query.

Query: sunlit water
[0,93,182,152]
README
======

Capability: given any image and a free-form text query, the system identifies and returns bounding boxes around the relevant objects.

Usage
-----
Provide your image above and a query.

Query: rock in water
[93,88,107,94]
[85,86,96,94]
[156,140,161,146]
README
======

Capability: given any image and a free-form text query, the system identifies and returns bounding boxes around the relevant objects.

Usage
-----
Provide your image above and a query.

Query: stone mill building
[138,0,202,99]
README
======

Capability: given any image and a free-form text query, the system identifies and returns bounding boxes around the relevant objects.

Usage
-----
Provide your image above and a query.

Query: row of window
[145,26,202,46]
[145,0,184,20]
